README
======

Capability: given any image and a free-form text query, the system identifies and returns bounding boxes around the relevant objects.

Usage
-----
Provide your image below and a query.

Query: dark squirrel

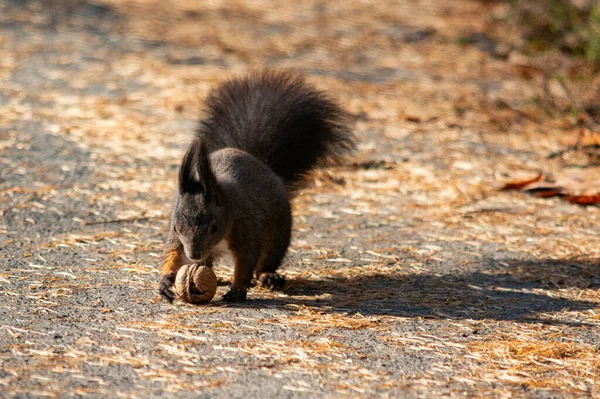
[159,71,355,302]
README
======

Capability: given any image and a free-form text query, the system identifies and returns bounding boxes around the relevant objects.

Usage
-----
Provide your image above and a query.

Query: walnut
[174,264,217,304]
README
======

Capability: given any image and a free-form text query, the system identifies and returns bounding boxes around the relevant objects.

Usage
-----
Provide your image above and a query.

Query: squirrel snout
[183,246,207,263]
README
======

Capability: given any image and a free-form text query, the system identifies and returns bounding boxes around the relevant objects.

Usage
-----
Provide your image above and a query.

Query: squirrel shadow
[244,257,600,326]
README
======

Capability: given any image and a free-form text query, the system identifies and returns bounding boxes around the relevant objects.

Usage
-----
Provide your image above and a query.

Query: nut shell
[174,264,217,304]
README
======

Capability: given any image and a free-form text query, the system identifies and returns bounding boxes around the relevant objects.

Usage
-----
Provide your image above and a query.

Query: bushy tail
[197,71,355,189]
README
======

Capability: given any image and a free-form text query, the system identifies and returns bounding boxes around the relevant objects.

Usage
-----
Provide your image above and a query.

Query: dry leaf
[504,173,600,205]
[560,128,600,147]
[508,52,545,79]
[501,173,543,191]
[564,193,600,204]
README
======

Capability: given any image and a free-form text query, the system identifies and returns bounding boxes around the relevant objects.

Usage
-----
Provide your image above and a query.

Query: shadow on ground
[240,258,600,326]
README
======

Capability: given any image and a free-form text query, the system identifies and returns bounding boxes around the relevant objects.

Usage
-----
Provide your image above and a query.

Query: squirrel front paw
[222,287,247,302]
[159,272,176,303]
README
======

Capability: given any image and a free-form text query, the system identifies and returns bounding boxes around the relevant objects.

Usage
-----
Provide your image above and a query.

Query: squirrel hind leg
[255,216,291,291]
[255,238,289,291]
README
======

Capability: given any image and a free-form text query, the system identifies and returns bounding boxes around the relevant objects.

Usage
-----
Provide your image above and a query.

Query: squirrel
[159,71,355,303]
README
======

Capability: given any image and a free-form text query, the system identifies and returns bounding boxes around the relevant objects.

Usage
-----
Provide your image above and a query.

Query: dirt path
[1,1,600,397]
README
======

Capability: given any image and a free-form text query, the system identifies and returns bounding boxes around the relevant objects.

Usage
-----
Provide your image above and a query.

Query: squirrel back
[197,70,355,188]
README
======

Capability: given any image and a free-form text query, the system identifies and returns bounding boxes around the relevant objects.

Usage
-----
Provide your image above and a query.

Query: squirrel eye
[210,223,218,235]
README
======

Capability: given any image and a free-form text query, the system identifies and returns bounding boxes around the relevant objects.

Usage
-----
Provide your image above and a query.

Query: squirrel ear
[178,137,217,197]
[178,145,204,195]
[196,137,218,200]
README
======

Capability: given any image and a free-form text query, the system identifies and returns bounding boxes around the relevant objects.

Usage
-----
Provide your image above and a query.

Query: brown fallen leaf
[560,128,600,147]
[561,180,600,205]
[508,52,545,80]
[564,193,600,205]
[526,188,564,198]
[501,172,543,191]
[549,128,600,160]
[505,174,600,205]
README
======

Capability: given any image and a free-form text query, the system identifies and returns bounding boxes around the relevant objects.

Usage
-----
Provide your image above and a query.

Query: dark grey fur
[160,71,355,302]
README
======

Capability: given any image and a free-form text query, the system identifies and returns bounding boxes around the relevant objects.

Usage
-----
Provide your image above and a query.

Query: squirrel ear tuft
[178,145,204,195]
[196,137,218,200]
[178,137,217,197]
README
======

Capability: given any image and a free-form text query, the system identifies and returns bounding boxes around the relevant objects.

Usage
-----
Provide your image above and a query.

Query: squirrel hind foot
[257,272,286,291]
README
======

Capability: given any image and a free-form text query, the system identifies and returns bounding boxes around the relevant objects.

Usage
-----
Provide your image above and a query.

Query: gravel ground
[1,1,600,398]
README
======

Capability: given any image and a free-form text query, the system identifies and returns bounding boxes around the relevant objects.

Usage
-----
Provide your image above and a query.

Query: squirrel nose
[184,248,205,262]
[184,248,198,261]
